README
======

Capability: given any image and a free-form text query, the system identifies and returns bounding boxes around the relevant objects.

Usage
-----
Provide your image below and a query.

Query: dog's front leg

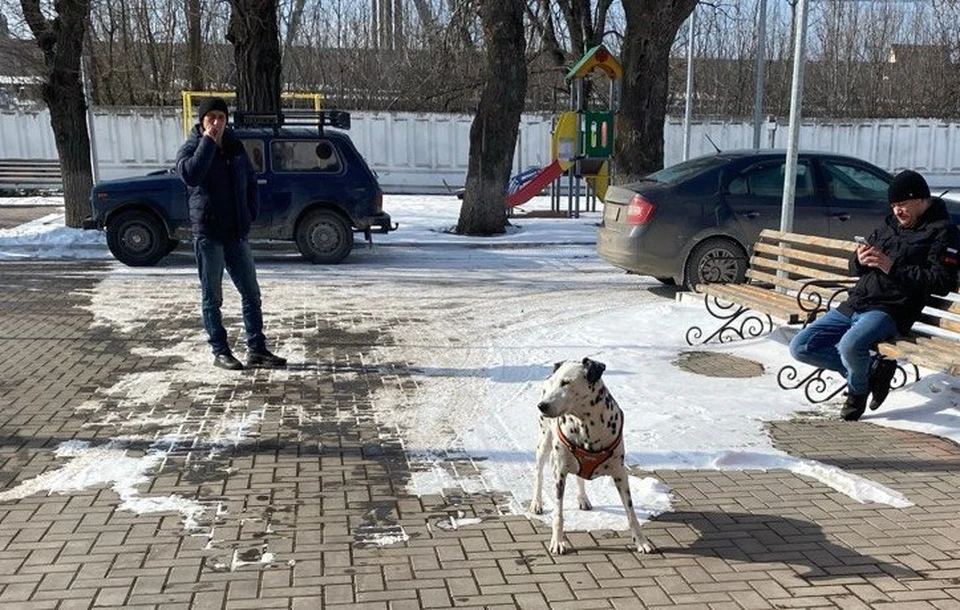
[549,470,568,555]
[529,424,552,514]
[575,476,592,510]
[614,472,655,554]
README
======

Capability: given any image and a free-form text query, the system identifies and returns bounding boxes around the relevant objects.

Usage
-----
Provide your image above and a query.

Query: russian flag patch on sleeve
[944,246,958,265]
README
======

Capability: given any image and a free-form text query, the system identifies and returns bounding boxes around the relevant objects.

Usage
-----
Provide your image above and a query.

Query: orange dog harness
[556,424,623,479]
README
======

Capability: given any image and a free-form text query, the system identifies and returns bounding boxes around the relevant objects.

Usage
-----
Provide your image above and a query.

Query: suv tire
[106,210,168,267]
[684,237,747,290]
[296,209,354,264]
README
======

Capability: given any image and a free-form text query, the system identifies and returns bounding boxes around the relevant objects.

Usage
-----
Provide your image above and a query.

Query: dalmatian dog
[529,357,655,555]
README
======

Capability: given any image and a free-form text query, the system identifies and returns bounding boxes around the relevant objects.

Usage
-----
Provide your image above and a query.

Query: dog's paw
[634,536,656,554]
[578,498,592,511]
[528,499,543,515]
[548,537,569,555]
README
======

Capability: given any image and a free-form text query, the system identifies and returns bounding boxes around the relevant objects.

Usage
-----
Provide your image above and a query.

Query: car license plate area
[603,203,621,224]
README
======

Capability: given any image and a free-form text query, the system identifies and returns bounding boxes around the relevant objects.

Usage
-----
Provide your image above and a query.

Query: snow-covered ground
[2,194,959,538]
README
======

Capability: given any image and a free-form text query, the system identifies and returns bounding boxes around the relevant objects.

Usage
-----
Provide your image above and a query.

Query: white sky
[2,194,959,542]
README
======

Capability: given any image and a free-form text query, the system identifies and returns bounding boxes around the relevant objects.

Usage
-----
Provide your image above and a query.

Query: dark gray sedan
[598,150,902,289]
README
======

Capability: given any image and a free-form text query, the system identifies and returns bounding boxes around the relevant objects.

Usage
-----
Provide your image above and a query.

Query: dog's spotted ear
[583,358,606,383]
[552,361,565,373]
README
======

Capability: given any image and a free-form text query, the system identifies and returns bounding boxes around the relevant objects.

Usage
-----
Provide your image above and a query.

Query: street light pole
[780,0,808,234]
[682,7,696,161]
[81,55,100,185]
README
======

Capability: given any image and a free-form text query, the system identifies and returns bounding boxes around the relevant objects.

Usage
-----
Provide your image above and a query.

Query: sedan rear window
[641,156,727,185]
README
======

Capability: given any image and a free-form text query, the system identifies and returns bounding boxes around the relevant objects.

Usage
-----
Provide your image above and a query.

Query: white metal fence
[2,108,959,192]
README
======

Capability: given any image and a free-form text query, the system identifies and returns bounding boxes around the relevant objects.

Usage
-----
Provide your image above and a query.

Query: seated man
[789,169,960,421]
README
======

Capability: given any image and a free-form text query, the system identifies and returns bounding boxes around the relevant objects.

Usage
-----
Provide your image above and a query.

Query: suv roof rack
[233,110,351,131]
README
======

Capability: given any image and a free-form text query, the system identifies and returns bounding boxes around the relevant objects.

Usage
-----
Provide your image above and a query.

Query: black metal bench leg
[778,359,919,405]
[686,295,775,346]
[777,365,848,404]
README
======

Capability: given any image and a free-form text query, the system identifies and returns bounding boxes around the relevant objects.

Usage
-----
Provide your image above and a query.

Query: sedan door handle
[832,213,850,221]
[742,211,760,219]
[257,179,267,185]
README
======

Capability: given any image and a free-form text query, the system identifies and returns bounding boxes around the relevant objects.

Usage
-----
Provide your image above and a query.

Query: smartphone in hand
[854,235,868,245]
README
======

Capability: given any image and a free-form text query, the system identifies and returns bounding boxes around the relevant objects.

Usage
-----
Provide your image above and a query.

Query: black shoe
[247,348,287,368]
[214,352,244,371]
[840,393,868,421]
[868,358,897,411]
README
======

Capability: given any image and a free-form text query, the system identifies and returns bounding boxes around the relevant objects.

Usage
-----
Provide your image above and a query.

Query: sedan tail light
[625,194,657,226]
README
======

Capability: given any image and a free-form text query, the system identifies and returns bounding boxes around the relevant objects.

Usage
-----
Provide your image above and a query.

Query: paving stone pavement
[1,260,960,610]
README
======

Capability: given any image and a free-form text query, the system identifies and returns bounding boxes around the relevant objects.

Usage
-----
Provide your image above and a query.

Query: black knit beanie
[888,169,930,204]
[197,97,229,123]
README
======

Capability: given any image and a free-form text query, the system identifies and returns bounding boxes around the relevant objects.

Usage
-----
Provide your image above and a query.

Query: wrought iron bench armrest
[796,278,857,324]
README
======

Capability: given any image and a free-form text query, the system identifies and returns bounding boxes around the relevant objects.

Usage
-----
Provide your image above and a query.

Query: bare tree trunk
[380,0,392,49]
[456,0,527,236]
[186,0,203,90]
[282,0,308,61]
[448,0,475,50]
[21,0,93,229]
[410,0,439,45]
[615,0,696,181]
[227,0,282,113]
[533,0,612,67]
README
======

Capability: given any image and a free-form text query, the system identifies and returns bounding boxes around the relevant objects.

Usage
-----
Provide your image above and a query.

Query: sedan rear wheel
[684,237,747,290]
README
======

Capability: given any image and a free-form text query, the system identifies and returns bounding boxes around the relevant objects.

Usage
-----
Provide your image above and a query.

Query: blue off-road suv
[83,110,395,266]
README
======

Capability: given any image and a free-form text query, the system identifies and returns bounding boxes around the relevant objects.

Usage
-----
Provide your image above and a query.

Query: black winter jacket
[176,125,259,240]
[839,197,960,334]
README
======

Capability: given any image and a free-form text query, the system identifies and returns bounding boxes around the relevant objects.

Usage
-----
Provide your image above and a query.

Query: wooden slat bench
[0,159,63,192]
[687,229,960,403]
[685,229,857,345]
[779,291,960,403]
[878,294,960,376]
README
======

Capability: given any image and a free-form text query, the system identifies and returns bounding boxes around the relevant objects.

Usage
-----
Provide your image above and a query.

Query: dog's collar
[556,423,622,479]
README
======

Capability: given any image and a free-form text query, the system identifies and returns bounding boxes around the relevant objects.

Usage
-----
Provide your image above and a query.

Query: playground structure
[506,45,621,218]
[180,90,323,137]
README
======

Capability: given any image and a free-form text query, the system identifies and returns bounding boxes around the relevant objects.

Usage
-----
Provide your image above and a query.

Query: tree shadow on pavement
[650,510,917,580]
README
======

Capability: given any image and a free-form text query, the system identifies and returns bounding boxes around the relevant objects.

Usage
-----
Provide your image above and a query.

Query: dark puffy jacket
[839,197,960,334]
[176,125,259,239]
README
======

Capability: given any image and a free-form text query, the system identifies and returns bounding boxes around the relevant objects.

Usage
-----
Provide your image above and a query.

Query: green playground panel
[581,111,614,157]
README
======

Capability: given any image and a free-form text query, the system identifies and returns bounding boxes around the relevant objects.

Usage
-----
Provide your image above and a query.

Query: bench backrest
[747,229,858,292]
[916,293,960,335]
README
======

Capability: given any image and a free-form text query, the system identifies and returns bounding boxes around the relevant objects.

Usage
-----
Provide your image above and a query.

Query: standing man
[177,97,286,371]
[789,169,960,421]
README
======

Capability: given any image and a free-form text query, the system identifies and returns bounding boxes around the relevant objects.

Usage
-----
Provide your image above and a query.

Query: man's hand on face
[202,111,227,145]
[857,244,893,274]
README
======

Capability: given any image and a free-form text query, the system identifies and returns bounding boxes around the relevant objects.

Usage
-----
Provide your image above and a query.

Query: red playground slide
[506,160,564,208]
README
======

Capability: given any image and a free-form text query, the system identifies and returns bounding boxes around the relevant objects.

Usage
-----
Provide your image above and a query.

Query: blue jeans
[194,237,266,355]
[788,309,897,396]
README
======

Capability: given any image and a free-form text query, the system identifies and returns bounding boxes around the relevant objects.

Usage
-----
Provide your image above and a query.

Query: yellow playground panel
[586,163,609,201]
[180,91,323,137]
[551,111,578,170]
